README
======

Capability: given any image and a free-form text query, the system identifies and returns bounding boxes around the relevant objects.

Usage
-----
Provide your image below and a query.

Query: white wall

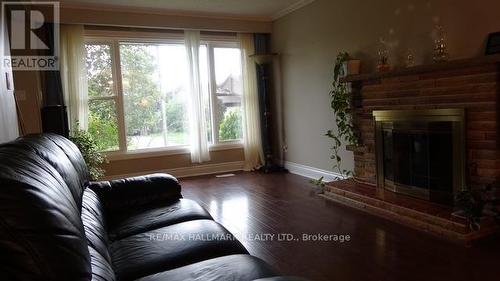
[272,0,500,173]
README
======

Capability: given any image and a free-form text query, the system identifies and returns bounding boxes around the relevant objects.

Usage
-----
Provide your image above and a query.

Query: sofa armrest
[88,173,182,211]
[253,277,309,281]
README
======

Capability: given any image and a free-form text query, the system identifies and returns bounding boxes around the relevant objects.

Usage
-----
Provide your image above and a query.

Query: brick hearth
[323,180,499,243]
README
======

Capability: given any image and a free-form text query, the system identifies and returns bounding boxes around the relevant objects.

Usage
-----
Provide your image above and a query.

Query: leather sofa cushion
[108,198,213,241]
[253,277,310,281]
[136,254,276,281]
[89,247,116,281]
[82,188,113,266]
[110,219,248,281]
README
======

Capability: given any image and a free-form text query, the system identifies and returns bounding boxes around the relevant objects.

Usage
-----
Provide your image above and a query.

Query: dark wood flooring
[180,172,500,281]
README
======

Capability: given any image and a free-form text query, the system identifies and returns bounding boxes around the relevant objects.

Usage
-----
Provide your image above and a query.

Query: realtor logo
[1,1,59,70]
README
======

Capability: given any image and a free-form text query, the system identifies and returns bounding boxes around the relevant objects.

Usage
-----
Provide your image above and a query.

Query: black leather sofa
[0,134,306,281]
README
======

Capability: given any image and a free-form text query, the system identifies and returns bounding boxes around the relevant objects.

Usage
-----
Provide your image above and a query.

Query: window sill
[210,141,243,151]
[105,142,243,161]
[105,146,190,161]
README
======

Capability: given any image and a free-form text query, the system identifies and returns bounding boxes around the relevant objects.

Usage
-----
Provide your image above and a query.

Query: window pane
[219,107,242,141]
[88,99,120,151]
[213,47,243,141]
[120,43,190,150]
[214,48,243,95]
[85,44,114,98]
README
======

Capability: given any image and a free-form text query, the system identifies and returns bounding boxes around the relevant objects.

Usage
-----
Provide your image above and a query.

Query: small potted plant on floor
[454,184,500,231]
[310,177,326,194]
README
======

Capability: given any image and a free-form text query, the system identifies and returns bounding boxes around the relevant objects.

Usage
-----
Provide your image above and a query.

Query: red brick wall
[351,64,500,189]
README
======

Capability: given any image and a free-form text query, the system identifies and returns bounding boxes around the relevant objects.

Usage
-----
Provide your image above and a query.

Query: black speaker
[41,105,69,137]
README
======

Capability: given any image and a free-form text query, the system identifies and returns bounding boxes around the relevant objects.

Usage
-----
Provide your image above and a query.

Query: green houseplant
[310,176,327,194]
[311,52,358,190]
[69,124,107,180]
[455,185,500,231]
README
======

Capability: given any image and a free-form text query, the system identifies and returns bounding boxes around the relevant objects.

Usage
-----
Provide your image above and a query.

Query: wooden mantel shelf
[341,54,500,83]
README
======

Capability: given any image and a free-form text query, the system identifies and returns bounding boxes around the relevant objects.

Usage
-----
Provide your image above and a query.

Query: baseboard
[103,161,244,181]
[284,161,346,182]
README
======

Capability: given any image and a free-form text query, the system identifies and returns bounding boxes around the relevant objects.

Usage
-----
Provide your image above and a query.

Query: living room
[1,0,500,280]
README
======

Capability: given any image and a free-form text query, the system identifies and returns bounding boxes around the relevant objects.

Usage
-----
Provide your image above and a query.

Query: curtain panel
[185,30,211,163]
[239,33,264,171]
[61,24,88,131]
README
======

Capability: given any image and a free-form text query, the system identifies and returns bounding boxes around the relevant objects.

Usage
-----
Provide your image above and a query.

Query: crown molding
[272,0,316,20]
[60,1,273,22]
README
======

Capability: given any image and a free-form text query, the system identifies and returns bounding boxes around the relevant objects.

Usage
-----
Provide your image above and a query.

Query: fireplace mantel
[345,56,500,190]
[341,55,500,83]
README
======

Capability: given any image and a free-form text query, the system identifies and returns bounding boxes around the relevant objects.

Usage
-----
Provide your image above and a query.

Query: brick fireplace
[324,56,500,242]
[349,57,500,191]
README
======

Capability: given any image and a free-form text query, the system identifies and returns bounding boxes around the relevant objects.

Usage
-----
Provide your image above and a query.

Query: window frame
[85,39,125,153]
[202,40,244,146]
[84,30,243,158]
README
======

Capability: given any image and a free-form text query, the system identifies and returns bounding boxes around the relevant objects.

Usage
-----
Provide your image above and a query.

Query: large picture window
[84,34,244,154]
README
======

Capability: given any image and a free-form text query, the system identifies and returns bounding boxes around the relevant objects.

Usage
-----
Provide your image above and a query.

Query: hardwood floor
[180,172,500,281]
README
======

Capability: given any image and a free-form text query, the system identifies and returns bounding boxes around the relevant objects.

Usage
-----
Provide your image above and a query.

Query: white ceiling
[59,0,315,20]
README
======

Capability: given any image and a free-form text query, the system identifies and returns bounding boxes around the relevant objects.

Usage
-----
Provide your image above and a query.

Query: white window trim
[202,40,243,145]
[85,30,244,158]
[84,37,126,154]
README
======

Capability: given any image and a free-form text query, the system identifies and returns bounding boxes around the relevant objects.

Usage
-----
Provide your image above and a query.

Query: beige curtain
[185,30,211,163]
[239,33,264,171]
[61,24,88,131]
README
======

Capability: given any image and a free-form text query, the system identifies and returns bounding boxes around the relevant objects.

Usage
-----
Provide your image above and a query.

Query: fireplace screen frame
[373,109,466,201]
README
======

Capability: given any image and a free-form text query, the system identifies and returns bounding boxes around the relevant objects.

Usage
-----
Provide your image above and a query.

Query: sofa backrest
[18,134,90,207]
[0,134,92,280]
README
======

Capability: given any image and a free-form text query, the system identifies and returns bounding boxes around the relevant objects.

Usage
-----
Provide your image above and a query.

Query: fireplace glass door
[374,109,465,205]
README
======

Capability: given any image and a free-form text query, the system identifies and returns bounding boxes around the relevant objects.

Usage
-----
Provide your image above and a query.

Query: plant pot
[344,59,361,75]
[451,210,497,231]
[377,64,391,72]
[452,210,492,221]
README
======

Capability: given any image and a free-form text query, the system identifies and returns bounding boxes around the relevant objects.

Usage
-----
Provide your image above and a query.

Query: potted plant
[311,52,358,190]
[454,184,500,231]
[310,177,326,194]
[69,125,107,180]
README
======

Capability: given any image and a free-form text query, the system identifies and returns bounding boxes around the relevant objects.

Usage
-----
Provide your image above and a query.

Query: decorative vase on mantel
[406,48,415,68]
[433,25,449,63]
